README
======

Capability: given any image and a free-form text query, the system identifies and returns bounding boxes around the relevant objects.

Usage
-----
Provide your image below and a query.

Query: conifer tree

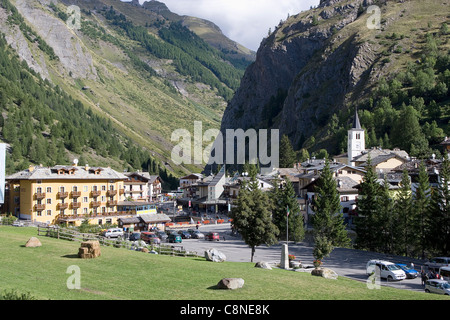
[377,175,395,253]
[394,169,413,256]
[279,134,296,168]
[427,156,450,256]
[231,177,279,262]
[311,159,350,260]
[271,179,305,242]
[354,156,381,251]
[413,161,431,259]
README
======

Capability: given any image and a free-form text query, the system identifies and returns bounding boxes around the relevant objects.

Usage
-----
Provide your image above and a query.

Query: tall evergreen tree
[311,159,350,260]
[279,134,296,168]
[270,179,305,242]
[355,156,382,251]
[393,169,413,256]
[413,161,431,259]
[427,156,450,256]
[377,175,395,253]
[230,177,279,262]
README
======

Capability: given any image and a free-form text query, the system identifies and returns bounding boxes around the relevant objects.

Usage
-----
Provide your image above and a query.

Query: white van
[439,267,450,281]
[366,260,406,281]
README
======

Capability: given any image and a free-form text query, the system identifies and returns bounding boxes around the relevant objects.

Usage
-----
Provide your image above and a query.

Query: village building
[6,162,127,226]
[123,172,162,202]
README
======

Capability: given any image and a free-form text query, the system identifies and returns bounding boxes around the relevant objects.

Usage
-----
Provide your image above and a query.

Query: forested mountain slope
[219,0,450,161]
[0,0,253,180]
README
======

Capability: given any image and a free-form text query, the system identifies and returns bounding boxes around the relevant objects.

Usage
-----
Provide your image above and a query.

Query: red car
[140,232,161,244]
[205,232,220,241]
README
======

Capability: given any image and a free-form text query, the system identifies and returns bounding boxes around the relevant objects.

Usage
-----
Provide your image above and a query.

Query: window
[83,208,88,214]
[46,199,52,204]
[83,186,88,192]
[46,187,52,193]
[73,186,78,191]
[83,197,88,203]
[46,210,52,216]
[341,196,349,202]
[102,185,106,191]
[356,133,361,140]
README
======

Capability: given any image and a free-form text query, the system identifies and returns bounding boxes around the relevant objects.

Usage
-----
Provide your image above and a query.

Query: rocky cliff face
[219,0,384,152]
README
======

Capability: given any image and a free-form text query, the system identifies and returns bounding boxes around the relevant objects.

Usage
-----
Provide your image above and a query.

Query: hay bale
[78,240,101,259]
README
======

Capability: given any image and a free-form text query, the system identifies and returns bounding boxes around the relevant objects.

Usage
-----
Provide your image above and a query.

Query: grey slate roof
[6,165,128,181]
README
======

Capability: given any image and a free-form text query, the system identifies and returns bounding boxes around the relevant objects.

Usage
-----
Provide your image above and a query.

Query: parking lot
[176,223,427,292]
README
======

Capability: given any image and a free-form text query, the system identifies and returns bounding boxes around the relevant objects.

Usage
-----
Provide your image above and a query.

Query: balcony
[107,200,118,207]
[107,190,117,197]
[35,204,46,211]
[57,203,69,210]
[35,192,46,200]
[91,201,101,207]
[119,188,124,195]
[90,190,101,197]
[71,191,81,198]
[57,192,68,199]
[71,202,81,209]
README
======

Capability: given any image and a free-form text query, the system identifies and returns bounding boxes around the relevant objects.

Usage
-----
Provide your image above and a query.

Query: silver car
[425,279,450,295]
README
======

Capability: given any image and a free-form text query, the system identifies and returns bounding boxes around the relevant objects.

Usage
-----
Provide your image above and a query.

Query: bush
[0,289,36,300]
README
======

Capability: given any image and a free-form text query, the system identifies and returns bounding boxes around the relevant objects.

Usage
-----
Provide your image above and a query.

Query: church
[334,110,410,173]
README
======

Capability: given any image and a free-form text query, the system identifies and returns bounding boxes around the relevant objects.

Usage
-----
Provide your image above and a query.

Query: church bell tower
[348,109,365,166]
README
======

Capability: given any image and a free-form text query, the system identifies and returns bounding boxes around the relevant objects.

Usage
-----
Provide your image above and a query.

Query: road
[175,223,426,292]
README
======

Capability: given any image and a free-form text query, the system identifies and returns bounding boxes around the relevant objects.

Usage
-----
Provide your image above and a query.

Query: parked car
[12,220,24,227]
[205,232,220,241]
[190,230,205,239]
[141,232,161,244]
[178,230,192,239]
[102,228,124,238]
[439,267,450,281]
[396,264,419,279]
[424,257,450,271]
[128,232,141,241]
[168,233,182,243]
[156,230,168,242]
[366,260,406,281]
[424,279,450,295]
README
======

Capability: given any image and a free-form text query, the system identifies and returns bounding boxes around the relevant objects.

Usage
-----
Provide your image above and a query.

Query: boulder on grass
[204,248,226,262]
[217,278,244,290]
[311,267,338,280]
[78,240,101,259]
[25,237,42,248]
[255,261,272,270]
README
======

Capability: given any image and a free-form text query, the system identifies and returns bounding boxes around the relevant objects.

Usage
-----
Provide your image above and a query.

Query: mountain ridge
[218,0,450,164]
[0,0,254,178]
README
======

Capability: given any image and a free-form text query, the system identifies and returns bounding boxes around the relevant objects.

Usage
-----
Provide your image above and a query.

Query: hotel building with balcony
[5,163,157,226]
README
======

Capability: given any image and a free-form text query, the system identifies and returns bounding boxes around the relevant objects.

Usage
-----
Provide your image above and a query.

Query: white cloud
[139,0,319,51]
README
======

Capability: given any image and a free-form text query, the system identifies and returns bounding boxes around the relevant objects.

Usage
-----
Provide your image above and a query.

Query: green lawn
[0,226,448,300]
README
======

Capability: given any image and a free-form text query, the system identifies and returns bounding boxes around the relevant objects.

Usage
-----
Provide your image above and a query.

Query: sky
[138,0,320,51]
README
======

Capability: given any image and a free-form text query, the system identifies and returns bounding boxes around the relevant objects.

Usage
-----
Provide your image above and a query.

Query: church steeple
[352,108,361,129]
[348,109,365,166]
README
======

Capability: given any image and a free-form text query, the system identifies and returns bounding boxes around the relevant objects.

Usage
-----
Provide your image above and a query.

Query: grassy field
[0,226,448,301]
